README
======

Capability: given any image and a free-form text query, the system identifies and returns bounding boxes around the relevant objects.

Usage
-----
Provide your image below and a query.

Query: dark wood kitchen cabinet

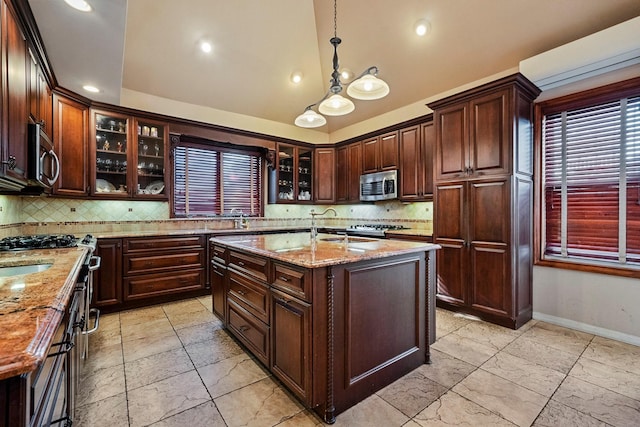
[122,235,206,302]
[428,73,540,329]
[210,242,227,319]
[93,238,123,308]
[336,142,362,203]
[314,147,335,203]
[28,48,52,140]
[0,0,29,189]
[362,131,398,173]
[399,122,434,201]
[53,94,89,197]
[277,143,313,202]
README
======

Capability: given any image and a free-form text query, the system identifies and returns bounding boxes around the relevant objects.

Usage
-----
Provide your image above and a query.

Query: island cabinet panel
[228,250,268,282]
[227,298,270,365]
[272,262,311,302]
[227,269,269,323]
[270,288,311,402]
[93,238,123,308]
[210,242,228,319]
[330,254,426,413]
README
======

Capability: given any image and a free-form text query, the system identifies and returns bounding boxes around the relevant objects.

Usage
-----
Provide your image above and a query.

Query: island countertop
[210,232,439,268]
[0,247,89,380]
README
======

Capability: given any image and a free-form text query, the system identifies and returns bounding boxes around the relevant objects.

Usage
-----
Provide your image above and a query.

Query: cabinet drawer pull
[236,289,246,296]
[144,261,153,267]
[239,325,250,332]
[278,275,289,282]
[237,261,245,266]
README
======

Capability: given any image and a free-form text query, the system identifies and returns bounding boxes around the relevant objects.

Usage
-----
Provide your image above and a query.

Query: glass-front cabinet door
[277,144,313,203]
[134,119,166,197]
[92,111,130,196]
[90,109,167,198]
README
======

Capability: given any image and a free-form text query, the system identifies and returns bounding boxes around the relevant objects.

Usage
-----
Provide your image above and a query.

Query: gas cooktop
[345,224,409,237]
[0,234,96,251]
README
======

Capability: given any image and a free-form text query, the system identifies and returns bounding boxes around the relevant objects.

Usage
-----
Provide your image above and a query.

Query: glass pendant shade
[347,74,390,100]
[294,109,327,128]
[318,94,355,116]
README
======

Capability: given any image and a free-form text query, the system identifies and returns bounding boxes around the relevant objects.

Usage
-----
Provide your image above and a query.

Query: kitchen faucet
[310,208,337,240]
[230,208,247,229]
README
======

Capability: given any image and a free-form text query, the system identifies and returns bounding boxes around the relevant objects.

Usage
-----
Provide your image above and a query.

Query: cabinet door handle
[237,261,245,266]
[1,156,17,170]
[278,275,289,282]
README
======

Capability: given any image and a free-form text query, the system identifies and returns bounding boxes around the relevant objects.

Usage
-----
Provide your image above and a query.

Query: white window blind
[543,95,640,266]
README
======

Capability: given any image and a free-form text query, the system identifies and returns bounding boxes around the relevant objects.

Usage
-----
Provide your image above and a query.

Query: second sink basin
[320,236,377,243]
[0,263,53,277]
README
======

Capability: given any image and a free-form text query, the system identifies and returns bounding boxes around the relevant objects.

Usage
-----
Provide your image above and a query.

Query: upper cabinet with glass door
[134,119,167,198]
[90,109,167,199]
[92,111,130,197]
[277,144,313,203]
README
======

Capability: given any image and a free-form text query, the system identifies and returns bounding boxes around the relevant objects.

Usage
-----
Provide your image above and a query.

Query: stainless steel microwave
[27,123,60,189]
[360,170,398,201]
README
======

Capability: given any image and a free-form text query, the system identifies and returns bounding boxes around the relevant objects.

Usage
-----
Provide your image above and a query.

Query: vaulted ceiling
[28,0,640,135]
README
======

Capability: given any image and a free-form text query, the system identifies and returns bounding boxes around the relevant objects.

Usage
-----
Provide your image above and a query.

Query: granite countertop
[0,247,89,380]
[210,232,439,268]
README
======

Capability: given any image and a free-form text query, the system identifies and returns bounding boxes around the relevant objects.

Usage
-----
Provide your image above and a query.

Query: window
[173,139,263,217]
[538,78,640,274]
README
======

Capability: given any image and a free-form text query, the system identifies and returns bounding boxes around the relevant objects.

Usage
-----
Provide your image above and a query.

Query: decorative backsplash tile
[20,197,170,222]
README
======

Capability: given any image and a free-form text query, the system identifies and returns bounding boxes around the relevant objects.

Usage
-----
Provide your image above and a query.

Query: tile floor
[75,297,640,427]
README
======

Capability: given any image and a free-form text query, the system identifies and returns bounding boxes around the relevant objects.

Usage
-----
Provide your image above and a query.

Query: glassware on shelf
[154,143,160,156]
[142,144,148,155]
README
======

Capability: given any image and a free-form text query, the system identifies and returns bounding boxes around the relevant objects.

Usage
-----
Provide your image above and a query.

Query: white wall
[533,266,640,345]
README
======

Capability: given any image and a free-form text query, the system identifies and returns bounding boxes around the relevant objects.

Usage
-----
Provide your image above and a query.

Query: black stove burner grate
[0,234,79,251]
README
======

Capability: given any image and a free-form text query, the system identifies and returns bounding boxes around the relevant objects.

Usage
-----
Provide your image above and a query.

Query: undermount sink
[0,263,52,277]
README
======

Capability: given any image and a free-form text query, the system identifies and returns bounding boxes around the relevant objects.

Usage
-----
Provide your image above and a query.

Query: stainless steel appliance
[0,233,99,426]
[27,123,60,189]
[359,169,398,201]
[346,224,409,237]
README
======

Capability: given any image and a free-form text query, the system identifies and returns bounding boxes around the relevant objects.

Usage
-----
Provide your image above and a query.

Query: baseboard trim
[532,311,640,347]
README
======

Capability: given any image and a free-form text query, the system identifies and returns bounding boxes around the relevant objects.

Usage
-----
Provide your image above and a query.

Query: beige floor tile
[162,298,208,315]
[570,356,640,401]
[416,349,476,388]
[184,329,244,368]
[533,400,608,427]
[149,401,225,427]
[402,421,423,427]
[76,364,126,408]
[431,332,498,366]
[453,369,548,427]
[454,321,521,351]
[120,305,167,326]
[198,353,270,399]
[553,376,640,426]
[481,352,565,397]
[377,368,448,417]
[74,392,129,427]
[121,316,175,342]
[88,325,122,352]
[122,329,182,362]
[214,377,304,427]
[503,335,579,374]
[435,309,472,337]
[331,394,409,427]
[167,309,218,329]
[522,322,593,356]
[125,347,195,390]
[96,312,120,332]
[582,336,640,376]
[414,391,516,427]
[176,319,224,347]
[196,295,214,313]
[127,370,211,427]
[275,410,325,426]
[80,341,123,378]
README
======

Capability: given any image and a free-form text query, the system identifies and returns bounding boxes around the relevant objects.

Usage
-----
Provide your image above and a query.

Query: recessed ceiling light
[415,19,431,36]
[64,0,92,12]
[83,85,100,93]
[290,71,303,84]
[340,68,353,81]
[200,41,213,53]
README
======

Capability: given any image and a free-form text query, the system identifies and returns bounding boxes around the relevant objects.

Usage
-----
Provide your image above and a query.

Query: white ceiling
[28,0,640,134]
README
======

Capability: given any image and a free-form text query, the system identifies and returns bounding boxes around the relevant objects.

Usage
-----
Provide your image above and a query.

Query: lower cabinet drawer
[227,269,269,323]
[227,298,269,366]
[124,269,205,301]
[124,249,205,275]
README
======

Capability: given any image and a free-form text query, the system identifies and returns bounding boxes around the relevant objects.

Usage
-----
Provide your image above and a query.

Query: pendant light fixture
[294,0,389,128]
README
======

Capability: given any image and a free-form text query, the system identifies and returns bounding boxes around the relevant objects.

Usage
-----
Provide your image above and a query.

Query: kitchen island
[209,232,439,423]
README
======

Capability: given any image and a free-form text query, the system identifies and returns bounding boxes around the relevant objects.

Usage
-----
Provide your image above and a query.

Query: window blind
[543,95,640,266]
[173,143,263,217]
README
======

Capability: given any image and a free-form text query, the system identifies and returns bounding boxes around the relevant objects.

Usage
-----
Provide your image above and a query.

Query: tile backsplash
[1,195,432,236]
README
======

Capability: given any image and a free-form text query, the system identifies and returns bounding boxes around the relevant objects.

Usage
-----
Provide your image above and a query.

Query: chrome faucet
[230,208,246,229]
[310,208,337,240]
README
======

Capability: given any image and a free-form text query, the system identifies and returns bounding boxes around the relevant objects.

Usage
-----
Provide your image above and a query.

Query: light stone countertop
[0,246,89,380]
[210,232,439,268]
